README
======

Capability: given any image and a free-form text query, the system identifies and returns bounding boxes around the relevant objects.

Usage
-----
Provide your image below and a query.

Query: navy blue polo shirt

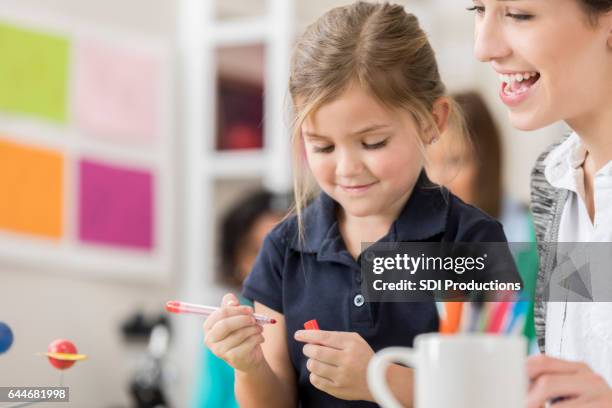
[242,173,511,407]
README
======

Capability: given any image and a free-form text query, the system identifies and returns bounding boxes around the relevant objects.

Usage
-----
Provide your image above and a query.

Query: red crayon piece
[304,319,320,330]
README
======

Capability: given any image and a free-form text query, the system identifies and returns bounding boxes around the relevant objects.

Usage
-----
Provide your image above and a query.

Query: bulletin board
[0,9,174,280]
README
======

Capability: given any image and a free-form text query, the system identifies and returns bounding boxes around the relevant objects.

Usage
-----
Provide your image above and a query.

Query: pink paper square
[79,159,154,250]
[74,39,162,143]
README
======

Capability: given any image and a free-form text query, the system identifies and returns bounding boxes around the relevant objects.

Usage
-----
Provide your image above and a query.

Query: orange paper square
[0,137,63,238]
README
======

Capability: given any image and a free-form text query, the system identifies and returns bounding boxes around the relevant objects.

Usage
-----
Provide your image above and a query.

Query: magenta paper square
[74,39,162,143]
[79,159,154,250]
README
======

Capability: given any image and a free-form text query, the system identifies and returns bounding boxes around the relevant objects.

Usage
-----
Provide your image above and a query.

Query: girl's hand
[527,355,611,408]
[294,330,375,401]
[203,293,265,373]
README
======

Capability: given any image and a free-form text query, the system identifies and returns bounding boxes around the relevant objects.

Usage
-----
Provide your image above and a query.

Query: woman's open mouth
[498,71,541,107]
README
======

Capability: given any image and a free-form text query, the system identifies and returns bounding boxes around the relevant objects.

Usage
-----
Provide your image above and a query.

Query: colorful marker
[435,302,446,322]
[440,302,463,335]
[459,302,472,333]
[477,302,493,332]
[504,300,529,335]
[486,301,511,334]
[165,300,276,325]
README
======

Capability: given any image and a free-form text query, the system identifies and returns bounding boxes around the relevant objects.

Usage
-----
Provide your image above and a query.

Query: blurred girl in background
[193,189,286,408]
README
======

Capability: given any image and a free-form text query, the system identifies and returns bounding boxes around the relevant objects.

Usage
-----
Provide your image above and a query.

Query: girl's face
[302,84,428,219]
[472,0,612,130]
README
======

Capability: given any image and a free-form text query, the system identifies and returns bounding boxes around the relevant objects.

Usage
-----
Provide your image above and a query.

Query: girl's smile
[338,181,380,196]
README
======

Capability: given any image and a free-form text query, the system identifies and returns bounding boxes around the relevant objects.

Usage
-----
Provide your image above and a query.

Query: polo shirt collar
[290,171,449,255]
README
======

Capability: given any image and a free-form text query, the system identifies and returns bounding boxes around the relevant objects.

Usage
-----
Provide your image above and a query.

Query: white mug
[367,333,527,408]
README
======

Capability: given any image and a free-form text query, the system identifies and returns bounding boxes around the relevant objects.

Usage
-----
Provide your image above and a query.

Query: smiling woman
[470,0,612,406]
[471,0,611,132]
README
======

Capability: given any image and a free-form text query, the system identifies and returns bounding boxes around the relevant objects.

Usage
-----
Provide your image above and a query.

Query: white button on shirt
[543,133,612,385]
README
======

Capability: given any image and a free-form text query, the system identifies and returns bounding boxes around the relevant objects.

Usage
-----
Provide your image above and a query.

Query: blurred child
[193,189,286,408]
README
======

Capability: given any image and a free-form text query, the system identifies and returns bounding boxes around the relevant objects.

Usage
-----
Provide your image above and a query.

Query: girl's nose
[473,15,512,62]
[335,150,364,178]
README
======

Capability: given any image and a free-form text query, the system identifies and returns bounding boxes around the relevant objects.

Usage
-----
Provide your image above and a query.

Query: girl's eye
[363,139,388,150]
[466,5,485,15]
[313,145,334,154]
[505,12,533,21]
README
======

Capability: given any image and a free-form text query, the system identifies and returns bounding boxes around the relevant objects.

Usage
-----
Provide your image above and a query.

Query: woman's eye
[363,139,388,150]
[506,12,533,21]
[313,145,334,153]
[466,5,485,15]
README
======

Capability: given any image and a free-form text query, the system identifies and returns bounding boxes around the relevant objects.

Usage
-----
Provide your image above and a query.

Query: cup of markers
[368,296,530,408]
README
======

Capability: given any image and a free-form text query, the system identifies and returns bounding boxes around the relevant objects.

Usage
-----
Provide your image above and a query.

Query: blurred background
[0,0,564,407]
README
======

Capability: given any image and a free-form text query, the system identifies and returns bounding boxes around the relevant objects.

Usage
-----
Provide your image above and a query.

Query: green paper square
[0,22,69,123]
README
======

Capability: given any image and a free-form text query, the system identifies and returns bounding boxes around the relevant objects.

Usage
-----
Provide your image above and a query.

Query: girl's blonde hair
[288,1,466,242]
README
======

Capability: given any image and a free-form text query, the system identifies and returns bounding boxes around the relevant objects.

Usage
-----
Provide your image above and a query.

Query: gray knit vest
[529,134,571,352]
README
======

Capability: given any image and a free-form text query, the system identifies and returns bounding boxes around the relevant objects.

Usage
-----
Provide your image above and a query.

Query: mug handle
[367,347,416,408]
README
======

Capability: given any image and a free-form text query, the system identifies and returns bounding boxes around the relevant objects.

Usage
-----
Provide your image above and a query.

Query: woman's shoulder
[530,133,572,243]
[531,134,571,183]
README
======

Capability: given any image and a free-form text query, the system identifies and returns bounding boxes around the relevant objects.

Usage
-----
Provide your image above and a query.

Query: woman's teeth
[498,71,539,84]
[499,71,539,96]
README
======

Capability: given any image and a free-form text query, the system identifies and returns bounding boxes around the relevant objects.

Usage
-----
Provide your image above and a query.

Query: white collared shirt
[543,133,612,385]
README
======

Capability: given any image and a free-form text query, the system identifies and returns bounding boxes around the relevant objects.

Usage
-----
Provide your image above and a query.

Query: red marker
[486,301,511,334]
[304,319,320,330]
[166,300,276,325]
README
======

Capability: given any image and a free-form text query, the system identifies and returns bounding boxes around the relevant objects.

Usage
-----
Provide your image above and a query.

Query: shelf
[204,149,267,178]
[212,17,269,47]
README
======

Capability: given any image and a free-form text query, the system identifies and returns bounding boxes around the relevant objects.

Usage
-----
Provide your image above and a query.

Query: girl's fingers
[203,305,252,332]
[205,314,257,344]
[294,330,346,349]
[309,372,335,393]
[302,343,341,366]
[222,293,240,307]
[225,331,265,361]
[306,358,337,383]
[215,324,263,356]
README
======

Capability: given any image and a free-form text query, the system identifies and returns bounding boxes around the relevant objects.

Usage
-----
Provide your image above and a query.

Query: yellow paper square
[0,137,64,238]
[0,22,70,122]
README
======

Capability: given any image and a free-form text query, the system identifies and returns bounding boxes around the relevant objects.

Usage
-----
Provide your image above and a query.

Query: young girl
[470,0,612,406]
[203,2,516,406]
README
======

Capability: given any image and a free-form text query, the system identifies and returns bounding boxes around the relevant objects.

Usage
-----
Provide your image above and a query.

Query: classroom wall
[0,0,180,407]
